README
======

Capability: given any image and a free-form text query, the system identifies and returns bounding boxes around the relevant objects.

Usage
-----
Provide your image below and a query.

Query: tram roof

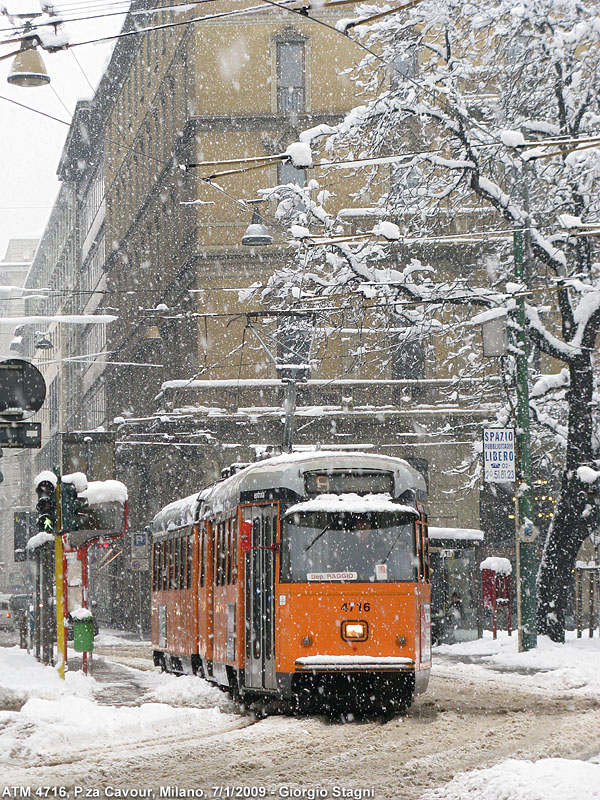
[200,451,425,518]
[151,451,426,535]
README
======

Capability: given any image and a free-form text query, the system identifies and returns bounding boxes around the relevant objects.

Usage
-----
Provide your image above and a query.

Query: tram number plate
[341,602,371,612]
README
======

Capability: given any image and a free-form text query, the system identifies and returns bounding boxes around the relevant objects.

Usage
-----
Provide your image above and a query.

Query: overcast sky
[0,1,128,261]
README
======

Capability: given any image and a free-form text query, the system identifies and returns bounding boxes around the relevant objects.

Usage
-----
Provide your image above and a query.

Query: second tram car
[150,452,431,713]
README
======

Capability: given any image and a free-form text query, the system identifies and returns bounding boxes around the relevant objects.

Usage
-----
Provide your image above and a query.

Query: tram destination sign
[483,428,515,483]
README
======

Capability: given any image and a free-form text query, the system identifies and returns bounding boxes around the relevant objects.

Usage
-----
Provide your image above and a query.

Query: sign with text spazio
[483,428,516,483]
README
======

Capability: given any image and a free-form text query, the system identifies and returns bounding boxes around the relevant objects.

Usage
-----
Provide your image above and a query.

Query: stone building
[8,0,501,631]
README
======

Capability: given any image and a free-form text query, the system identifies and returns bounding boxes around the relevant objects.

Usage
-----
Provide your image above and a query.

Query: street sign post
[130,530,149,571]
[483,428,516,483]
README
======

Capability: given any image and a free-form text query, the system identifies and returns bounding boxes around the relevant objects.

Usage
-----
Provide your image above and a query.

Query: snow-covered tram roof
[151,452,425,534]
[151,491,200,536]
[199,451,425,519]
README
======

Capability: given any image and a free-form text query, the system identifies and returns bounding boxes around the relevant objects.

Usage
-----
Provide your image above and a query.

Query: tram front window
[280,511,416,583]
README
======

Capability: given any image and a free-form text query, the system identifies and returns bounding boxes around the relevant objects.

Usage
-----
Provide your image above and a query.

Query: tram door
[245,505,277,691]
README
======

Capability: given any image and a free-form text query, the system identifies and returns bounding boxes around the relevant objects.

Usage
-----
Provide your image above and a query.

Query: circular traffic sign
[0,359,46,419]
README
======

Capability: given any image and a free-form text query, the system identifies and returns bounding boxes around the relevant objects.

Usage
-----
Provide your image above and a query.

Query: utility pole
[513,229,537,652]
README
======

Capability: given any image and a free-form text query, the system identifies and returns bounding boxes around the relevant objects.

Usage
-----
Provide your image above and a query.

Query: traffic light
[61,481,89,532]
[36,479,56,533]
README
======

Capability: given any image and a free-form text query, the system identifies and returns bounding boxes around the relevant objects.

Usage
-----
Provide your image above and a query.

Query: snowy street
[0,631,598,800]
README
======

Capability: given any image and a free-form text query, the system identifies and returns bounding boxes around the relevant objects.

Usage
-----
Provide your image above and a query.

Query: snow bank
[0,648,235,767]
[144,673,236,712]
[434,629,600,697]
[0,645,93,712]
[419,757,600,799]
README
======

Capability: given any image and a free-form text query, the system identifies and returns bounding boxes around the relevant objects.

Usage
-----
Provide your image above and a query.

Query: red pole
[62,542,68,671]
[81,546,88,676]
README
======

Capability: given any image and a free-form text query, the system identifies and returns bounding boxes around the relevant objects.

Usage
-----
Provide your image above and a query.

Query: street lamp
[6,22,51,87]
[478,231,537,652]
[241,201,272,247]
[7,42,50,87]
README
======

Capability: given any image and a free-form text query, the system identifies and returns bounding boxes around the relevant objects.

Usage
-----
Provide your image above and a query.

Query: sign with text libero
[483,428,516,483]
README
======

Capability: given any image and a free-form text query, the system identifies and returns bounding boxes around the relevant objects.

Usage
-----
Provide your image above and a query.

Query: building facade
[7,1,509,631]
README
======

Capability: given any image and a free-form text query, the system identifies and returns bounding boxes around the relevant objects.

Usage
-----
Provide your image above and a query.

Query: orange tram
[150,452,431,714]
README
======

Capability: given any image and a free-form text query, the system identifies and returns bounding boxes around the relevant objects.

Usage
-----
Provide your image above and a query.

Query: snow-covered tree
[262,0,600,641]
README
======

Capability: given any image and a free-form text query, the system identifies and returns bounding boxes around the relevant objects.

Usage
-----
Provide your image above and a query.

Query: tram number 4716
[341,601,371,612]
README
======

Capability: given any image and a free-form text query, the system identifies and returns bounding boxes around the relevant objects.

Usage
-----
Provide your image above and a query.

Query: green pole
[513,229,537,651]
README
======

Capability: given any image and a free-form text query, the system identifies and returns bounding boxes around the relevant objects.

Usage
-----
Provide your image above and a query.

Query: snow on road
[0,631,598,799]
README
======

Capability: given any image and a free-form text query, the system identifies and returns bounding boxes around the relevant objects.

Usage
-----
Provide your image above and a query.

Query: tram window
[423,514,431,583]
[200,528,206,588]
[180,537,185,589]
[173,538,179,590]
[231,518,238,584]
[164,541,169,590]
[187,534,193,589]
[221,523,226,586]
[252,517,261,649]
[264,516,273,659]
[214,524,219,586]
[152,543,158,590]
[281,511,417,582]
[216,523,224,586]
[156,543,162,591]
[168,539,174,590]
[416,519,428,583]
[177,537,184,589]
[226,519,232,585]
[162,541,168,590]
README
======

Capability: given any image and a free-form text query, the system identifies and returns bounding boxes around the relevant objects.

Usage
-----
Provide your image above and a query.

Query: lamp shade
[7,46,50,87]
[241,206,272,247]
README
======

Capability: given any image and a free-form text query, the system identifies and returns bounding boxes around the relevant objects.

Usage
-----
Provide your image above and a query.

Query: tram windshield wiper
[304,520,334,553]
[381,518,413,563]
[382,531,404,564]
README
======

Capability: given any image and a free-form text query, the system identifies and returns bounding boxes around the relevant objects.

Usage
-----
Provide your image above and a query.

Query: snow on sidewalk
[0,645,240,766]
[433,628,600,696]
[424,631,600,800]
[419,756,600,800]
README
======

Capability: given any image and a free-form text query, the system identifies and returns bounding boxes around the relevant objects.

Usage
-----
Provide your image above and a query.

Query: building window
[391,43,417,88]
[277,41,305,112]
[278,162,306,186]
[392,336,424,380]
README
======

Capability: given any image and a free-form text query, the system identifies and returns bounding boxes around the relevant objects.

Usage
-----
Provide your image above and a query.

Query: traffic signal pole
[35,475,57,665]
[55,473,67,679]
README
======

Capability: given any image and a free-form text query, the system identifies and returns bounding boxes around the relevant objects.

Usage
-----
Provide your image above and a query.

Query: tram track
[2,645,598,798]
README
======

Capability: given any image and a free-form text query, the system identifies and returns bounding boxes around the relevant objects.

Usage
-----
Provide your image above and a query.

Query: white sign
[307,571,357,581]
[483,428,516,482]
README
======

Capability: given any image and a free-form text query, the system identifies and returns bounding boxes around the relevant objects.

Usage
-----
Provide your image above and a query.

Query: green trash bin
[72,615,95,652]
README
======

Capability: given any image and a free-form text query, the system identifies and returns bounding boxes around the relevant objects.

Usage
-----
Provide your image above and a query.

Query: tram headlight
[341,620,368,641]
